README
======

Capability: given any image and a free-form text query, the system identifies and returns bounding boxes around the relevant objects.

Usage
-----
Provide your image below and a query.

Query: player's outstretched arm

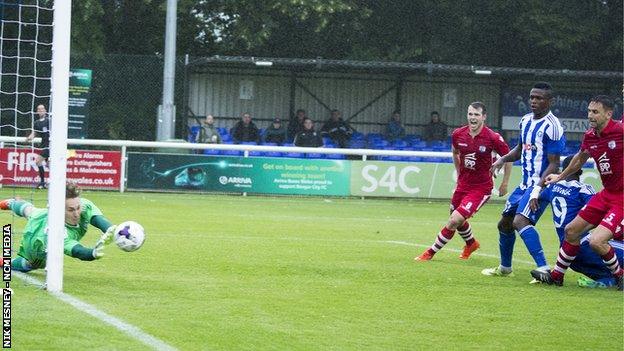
[498,162,513,197]
[538,153,561,188]
[491,143,521,173]
[545,150,590,185]
[69,243,104,261]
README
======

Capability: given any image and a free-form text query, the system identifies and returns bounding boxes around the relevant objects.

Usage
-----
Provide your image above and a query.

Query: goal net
[0,0,71,292]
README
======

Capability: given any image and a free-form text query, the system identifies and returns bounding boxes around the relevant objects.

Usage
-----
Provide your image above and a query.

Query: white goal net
[1,0,72,292]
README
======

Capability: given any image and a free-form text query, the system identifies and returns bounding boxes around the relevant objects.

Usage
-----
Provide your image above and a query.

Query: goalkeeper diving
[0,182,116,272]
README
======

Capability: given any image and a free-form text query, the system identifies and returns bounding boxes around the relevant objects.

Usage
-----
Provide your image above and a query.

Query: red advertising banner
[0,148,121,189]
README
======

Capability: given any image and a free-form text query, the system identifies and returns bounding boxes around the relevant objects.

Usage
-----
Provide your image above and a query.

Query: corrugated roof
[188,55,622,80]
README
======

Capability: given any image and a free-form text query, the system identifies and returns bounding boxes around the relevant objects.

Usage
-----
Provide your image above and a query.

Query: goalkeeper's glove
[92,225,116,259]
[92,240,105,259]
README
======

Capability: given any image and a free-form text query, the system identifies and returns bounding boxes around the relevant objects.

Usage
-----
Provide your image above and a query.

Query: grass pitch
[4,189,623,350]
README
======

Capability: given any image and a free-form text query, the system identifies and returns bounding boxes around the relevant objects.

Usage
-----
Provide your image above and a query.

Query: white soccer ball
[114,221,145,252]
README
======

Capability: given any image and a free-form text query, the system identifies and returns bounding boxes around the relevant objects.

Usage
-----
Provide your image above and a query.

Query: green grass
[4,189,623,350]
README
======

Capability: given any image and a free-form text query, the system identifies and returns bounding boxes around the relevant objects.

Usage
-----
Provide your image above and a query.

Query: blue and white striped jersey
[519,111,565,189]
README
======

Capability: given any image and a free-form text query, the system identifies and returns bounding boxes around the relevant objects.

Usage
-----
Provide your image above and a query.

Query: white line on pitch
[14,272,178,351]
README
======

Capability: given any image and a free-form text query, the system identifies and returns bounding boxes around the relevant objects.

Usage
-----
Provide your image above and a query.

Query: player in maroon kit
[416,102,512,261]
[531,95,623,290]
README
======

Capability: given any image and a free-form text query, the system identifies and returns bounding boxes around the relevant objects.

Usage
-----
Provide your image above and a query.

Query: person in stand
[386,110,406,142]
[263,117,288,145]
[423,111,448,142]
[231,112,260,144]
[197,114,221,144]
[294,118,323,148]
[321,109,353,148]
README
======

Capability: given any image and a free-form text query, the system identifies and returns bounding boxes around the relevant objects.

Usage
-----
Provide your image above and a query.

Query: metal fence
[1,53,186,142]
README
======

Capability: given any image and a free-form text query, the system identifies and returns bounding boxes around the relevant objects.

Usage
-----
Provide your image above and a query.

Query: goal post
[46,0,72,293]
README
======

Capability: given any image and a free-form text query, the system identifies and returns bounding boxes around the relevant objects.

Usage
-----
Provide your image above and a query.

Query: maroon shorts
[578,189,623,239]
[450,188,492,219]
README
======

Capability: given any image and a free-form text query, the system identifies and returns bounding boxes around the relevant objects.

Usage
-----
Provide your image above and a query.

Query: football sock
[499,230,515,268]
[601,247,624,277]
[428,226,456,255]
[457,221,475,245]
[551,241,580,281]
[9,200,32,218]
[38,165,45,183]
[518,225,548,268]
[11,257,33,272]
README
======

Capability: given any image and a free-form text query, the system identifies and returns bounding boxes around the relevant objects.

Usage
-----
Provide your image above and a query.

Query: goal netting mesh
[0,0,53,188]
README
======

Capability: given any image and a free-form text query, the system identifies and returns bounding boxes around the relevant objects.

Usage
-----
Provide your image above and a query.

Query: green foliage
[7,189,624,350]
[70,0,622,71]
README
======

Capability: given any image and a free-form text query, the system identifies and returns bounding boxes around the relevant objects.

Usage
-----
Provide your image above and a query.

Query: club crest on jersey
[608,140,616,149]
[478,145,486,153]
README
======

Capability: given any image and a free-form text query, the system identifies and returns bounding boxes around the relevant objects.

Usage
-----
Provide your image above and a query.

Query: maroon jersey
[453,125,510,191]
[580,119,623,193]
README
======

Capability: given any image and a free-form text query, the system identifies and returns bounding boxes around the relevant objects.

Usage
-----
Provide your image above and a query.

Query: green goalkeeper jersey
[17,198,103,265]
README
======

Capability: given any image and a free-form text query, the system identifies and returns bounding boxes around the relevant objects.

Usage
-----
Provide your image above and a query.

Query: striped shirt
[519,111,565,189]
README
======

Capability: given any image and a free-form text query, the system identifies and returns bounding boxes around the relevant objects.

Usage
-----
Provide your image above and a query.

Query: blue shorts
[502,186,548,224]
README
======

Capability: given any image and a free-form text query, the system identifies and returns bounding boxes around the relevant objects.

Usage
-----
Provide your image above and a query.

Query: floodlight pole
[47,0,72,293]
[157,0,178,141]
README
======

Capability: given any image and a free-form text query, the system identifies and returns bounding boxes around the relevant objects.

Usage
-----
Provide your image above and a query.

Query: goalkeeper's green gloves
[92,225,116,259]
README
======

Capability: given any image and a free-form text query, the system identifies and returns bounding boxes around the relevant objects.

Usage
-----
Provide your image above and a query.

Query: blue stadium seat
[188,125,201,143]
[411,141,427,149]
[385,155,403,161]
[349,140,366,149]
[306,153,324,159]
[265,151,283,158]
[352,132,365,140]
[284,152,304,158]
[221,149,242,156]
[326,153,345,159]
[203,148,220,156]
[392,140,408,149]
[371,140,389,149]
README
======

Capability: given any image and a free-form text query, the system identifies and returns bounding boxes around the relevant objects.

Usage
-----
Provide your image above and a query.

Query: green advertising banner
[68,68,92,139]
[127,153,350,196]
[350,161,604,199]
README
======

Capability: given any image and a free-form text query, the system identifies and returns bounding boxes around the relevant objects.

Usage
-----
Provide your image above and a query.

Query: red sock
[457,221,475,245]
[428,226,456,254]
[551,241,580,282]
[601,247,623,277]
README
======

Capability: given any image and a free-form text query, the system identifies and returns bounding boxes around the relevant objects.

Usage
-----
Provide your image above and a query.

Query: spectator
[321,109,353,148]
[294,118,323,147]
[231,112,260,144]
[424,111,448,142]
[288,109,307,140]
[196,114,221,144]
[386,110,406,142]
[264,117,288,145]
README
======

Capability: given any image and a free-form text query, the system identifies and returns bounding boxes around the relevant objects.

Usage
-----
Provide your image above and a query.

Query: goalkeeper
[0,182,116,272]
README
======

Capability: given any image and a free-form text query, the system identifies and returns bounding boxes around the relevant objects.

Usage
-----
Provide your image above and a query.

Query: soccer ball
[114,221,145,252]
